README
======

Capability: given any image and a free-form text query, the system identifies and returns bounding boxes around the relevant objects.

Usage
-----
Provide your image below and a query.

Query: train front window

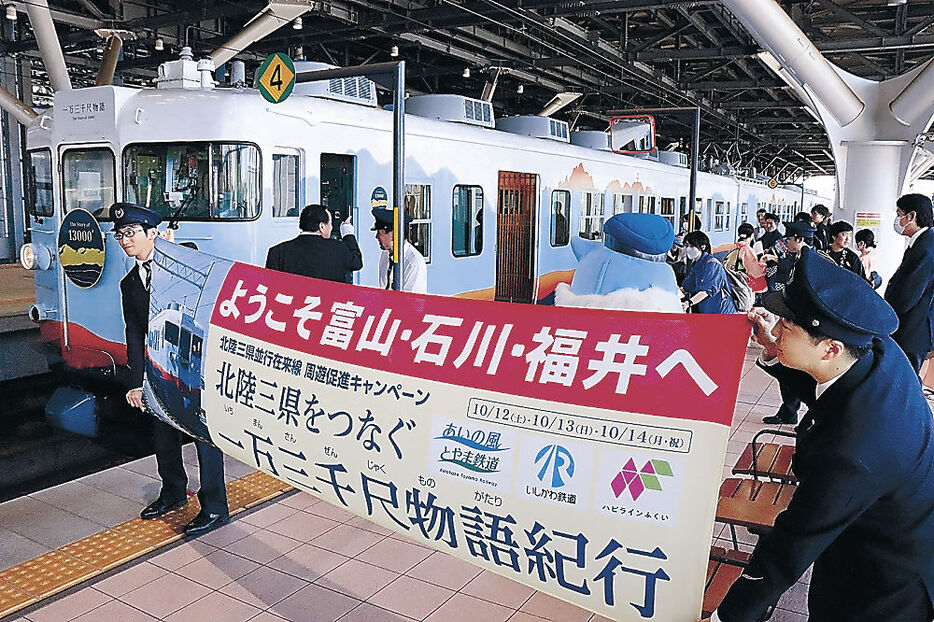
[123,143,261,221]
[179,330,192,363]
[27,150,54,217]
[165,321,179,346]
[62,148,116,218]
[191,335,203,361]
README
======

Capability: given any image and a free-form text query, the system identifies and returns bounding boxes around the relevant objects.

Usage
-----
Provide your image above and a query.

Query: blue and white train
[19,54,829,386]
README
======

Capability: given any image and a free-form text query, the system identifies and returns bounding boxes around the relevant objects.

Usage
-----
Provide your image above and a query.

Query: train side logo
[535,444,575,487]
[58,208,105,288]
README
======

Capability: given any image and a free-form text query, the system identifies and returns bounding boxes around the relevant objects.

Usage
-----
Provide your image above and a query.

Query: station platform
[0,264,34,328]
[0,265,47,381]
[0,347,810,622]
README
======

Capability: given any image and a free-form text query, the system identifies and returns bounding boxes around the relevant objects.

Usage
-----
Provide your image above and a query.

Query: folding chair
[732,429,797,484]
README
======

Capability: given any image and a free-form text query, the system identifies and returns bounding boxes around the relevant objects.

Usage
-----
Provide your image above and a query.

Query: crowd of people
[108,192,934,622]
[670,194,934,622]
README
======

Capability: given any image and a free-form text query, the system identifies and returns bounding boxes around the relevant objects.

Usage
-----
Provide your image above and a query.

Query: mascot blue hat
[603,213,674,260]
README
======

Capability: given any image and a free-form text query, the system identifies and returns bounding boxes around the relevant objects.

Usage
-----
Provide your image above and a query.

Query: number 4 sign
[257,53,296,104]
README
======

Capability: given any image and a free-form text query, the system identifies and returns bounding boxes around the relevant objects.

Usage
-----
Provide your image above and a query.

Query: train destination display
[144,238,750,621]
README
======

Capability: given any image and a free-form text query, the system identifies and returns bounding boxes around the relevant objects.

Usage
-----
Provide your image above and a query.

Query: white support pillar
[24,0,72,92]
[724,0,934,285]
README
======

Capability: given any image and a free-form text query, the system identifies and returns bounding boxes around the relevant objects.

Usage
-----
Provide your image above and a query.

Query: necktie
[142,260,152,291]
[385,258,394,290]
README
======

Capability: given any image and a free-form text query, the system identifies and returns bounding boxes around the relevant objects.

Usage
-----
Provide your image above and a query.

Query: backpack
[722,264,754,311]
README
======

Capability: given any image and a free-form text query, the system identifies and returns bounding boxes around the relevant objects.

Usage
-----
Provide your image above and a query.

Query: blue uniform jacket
[683,253,737,314]
[718,337,934,621]
[884,228,934,355]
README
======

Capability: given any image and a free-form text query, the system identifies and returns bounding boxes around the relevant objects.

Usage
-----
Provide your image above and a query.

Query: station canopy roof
[4,0,934,181]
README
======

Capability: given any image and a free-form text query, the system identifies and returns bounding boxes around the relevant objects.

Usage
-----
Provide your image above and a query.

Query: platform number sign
[258,53,296,104]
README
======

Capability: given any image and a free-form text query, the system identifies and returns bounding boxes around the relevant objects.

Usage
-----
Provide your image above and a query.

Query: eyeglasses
[113,227,144,240]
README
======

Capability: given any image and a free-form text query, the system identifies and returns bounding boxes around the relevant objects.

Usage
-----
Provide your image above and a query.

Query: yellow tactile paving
[0,470,292,619]
[226,471,294,510]
[110,506,199,548]
[59,530,155,572]
[0,580,37,618]
[0,550,97,599]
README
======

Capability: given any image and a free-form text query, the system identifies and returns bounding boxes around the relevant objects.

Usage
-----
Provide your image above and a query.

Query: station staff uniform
[114,203,228,529]
[884,225,934,374]
[715,249,934,622]
[265,222,362,282]
[372,208,428,293]
[762,221,815,425]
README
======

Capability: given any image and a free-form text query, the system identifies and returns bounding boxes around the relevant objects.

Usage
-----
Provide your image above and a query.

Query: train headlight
[19,243,52,270]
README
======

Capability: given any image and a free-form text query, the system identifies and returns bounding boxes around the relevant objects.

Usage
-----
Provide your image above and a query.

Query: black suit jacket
[265,233,363,282]
[120,264,148,389]
[885,228,934,355]
[718,338,934,621]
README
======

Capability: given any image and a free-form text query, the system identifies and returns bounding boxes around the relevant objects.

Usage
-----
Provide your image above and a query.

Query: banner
[145,239,750,621]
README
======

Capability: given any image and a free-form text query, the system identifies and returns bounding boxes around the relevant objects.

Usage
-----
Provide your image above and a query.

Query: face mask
[685,246,702,261]
[894,215,907,235]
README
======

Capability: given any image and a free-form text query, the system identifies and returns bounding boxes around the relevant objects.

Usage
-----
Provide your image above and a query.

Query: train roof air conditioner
[288,61,377,107]
[658,151,689,167]
[570,130,611,151]
[496,115,569,142]
[405,94,495,128]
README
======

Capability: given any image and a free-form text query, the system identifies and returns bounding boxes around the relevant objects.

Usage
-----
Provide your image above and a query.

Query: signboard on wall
[146,239,750,621]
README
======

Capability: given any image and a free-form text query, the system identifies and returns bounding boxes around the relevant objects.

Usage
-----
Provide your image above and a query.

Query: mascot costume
[555,212,682,312]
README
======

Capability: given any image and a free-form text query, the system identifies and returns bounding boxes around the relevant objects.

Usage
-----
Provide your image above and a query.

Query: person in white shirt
[372,207,428,293]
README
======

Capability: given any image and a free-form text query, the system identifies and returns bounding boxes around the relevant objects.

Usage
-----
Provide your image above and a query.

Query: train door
[495,171,537,303]
[58,144,119,365]
[320,154,355,233]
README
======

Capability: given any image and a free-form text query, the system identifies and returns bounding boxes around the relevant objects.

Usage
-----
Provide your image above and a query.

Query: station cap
[761,248,897,347]
[783,221,815,239]
[602,213,674,260]
[111,203,162,229]
[371,207,409,232]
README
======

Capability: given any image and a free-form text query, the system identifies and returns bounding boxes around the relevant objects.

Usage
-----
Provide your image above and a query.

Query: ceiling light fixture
[292,17,302,30]
[154,37,164,51]
[462,67,470,78]
[5,5,16,20]
[390,45,399,57]
[516,84,524,94]
[295,45,303,59]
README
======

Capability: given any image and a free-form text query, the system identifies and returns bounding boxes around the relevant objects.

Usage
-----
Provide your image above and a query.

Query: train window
[741,202,748,224]
[123,142,260,221]
[725,202,732,231]
[646,196,657,215]
[272,153,301,218]
[550,190,570,247]
[660,198,676,227]
[714,201,725,231]
[578,191,604,240]
[404,183,431,263]
[164,321,179,347]
[62,148,116,219]
[26,150,54,217]
[179,330,192,363]
[452,185,483,257]
[191,335,203,360]
[611,193,633,215]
